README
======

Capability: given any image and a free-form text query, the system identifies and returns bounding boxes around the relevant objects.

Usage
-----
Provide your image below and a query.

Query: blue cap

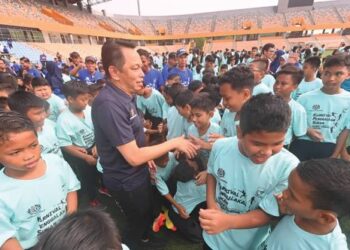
[176,48,188,57]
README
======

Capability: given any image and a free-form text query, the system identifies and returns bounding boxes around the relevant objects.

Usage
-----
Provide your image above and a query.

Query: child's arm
[306,128,324,142]
[188,135,212,150]
[62,146,97,166]
[331,129,349,158]
[199,208,272,235]
[66,191,78,214]
[164,193,189,219]
[206,174,219,210]
[0,238,22,250]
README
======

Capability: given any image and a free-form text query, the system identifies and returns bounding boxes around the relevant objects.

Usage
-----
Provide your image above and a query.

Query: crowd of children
[0,40,350,250]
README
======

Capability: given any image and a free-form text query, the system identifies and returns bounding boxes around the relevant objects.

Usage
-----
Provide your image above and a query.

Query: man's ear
[108,65,120,81]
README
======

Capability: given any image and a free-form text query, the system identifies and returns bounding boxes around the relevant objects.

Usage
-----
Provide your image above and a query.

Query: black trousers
[203,241,213,250]
[62,150,98,201]
[110,180,154,250]
[168,201,206,243]
[289,139,336,161]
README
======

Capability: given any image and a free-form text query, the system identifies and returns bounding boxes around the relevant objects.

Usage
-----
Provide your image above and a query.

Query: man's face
[238,130,285,164]
[22,61,30,70]
[177,55,187,68]
[263,47,275,60]
[0,131,41,175]
[140,55,150,73]
[0,60,6,72]
[115,48,144,94]
[85,61,96,73]
[168,57,177,67]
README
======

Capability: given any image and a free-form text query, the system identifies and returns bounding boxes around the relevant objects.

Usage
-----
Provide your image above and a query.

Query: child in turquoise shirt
[266,158,349,250]
[32,77,66,122]
[200,94,299,250]
[8,91,63,158]
[174,89,194,137]
[0,111,80,250]
[273,65,307,147]
[56,81,100,207]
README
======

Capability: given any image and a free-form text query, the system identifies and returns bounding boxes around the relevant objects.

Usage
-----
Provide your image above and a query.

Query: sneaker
[98,187,112,197]
[152,213,165,232]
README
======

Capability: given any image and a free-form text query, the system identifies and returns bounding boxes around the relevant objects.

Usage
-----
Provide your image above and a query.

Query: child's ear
[318,211,337,225]
[236,125,243,139]
[209,110,214,118]
[185,104,191,111]
[67,96,74,103]
[242,88,252,100]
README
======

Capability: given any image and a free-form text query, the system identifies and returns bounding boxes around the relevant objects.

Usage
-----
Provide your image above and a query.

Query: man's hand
[199,209,230,234]
[189,135,211,150]
[307,128,324,142]
[195,171,208,185]
[174,136,199,159]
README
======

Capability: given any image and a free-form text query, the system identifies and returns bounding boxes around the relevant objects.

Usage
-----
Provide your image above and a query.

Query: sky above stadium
[93,0,333,16]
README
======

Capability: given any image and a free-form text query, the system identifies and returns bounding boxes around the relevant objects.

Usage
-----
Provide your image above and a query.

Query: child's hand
[195,171,208,185]
[85,155,97,166]
[157,122,165,134]
[144,120,152,129]
[73,146,87,154]
[307,128,324,142]
[274,193,291,215]
[91,146,98,158]
[208,133,224,144]
[199,209,230,234]
[175,204,190,219]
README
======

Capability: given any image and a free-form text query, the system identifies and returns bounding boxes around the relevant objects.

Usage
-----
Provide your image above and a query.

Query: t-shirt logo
[130,108,137,120]
[312,104,320,111]
[27,204,42,216]
[217,168,225,178]
[79,129,85,134]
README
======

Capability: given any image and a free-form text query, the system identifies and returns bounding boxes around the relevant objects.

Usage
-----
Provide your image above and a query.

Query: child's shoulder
[212,136,237,152]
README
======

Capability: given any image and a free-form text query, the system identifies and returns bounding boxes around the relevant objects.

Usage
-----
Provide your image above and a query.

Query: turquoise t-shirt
[220,109,238,138]
[173,179,206,215]
[38,119,62,158]
[155,152,178,196]
[166,106,185,140]
[182,119,193,137]
[291,78,323,101]
[0,154,80,249]
[285,99,307,145]
[211,108,221,125]
[188,122,221,165]
[162,102,170,120]
[56,106,95,148]
[253,83,273,96]
[136,89,165,119]
[262,74,275,92]
[47,94,67,122]
[297,89,350,144]
[203,137,299,250]
[265,215,348,250]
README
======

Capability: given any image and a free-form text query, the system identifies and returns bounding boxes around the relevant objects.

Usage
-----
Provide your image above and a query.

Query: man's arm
[66,191,78,214]
[117,136,197,167]
[0,238,22,250]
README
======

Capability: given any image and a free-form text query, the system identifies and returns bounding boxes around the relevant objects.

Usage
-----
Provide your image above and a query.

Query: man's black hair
[8,91,47,115]
[174,89,194,107]
[219,66,254,92]
[296,158,350,217]
[61,80,90,99]
[276,65,304,86]
[239,93,290,135]
[0,111,36,144]
[262,43,275,53]
[323,54,350,70]
[190,92,215,113]
[31,77,50,88]
[101,40,136,78]
[304,56,321,69]
[34,209,122,250]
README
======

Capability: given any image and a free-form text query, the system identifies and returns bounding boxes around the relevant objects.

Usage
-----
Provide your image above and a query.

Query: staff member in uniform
[91,40,198,249]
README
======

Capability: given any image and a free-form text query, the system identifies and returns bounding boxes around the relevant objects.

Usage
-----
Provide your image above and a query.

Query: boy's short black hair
[304,56,321,69]
[202,73,218,86]
[0,111,36,144]
[200,84,221,106]
[174,89,194,107]
[0,72,18,89]
[0,97,8,111]
[88,82,104,95]
[35,209,122,250]
[240,93,291,135]
[188,80,203,92]
[190,92,215,112]
[296,158,350,217]
[0,82,17,96]
[220,64,228,70]
[219,66,254,92]
[205,55,215,63]
[8,91,47,115]
[323,54,350,70]
[167,73,180,81]
[251,58,269,71]
[163,83,184,101]
[31,77,50,88]
[137,48,150,58]
[61,80,89,99]
[275,65,304,86]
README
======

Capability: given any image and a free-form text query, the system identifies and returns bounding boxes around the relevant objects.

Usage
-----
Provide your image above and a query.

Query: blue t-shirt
[168,67,193,87]
[92,82,148,192]
[26,68,41,78]
[0,154,80,249]
[143,68,164,90]
[77,69,104,85]
[291,78,323,101]
[266,215,348,250]
[285,99,307,145]
[341,78,350,92]
[136,89,165,119]
[161,64,174,82]
[203,137,299,250]
[297,89,350,143]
